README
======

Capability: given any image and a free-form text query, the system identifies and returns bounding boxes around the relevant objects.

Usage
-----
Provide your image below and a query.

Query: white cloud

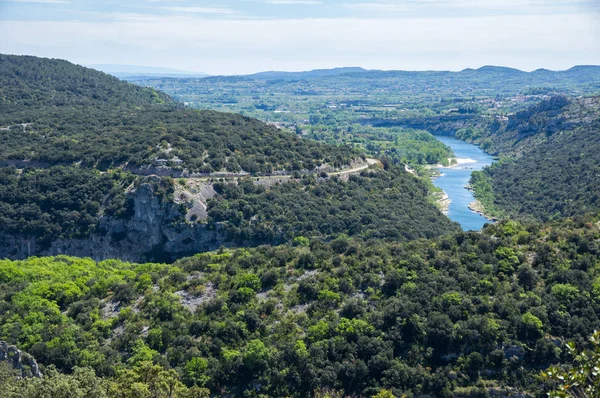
[0,0,70,3]
[265,1,323,4]
[161,6,239,14]
[344,0,594,14]
[0,13,598,74]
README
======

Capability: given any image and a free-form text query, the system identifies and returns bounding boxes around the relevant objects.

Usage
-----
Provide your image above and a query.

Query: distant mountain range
[245,67,368,80]
[342,64,600,78]
[113,64,600,82]
[87,64,209,79]
[193,65,600,82]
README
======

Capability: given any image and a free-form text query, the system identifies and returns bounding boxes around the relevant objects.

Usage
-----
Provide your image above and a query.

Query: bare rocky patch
[175,282,216,312]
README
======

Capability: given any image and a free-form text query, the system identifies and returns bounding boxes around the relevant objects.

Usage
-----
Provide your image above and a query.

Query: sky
[0,0,599,75]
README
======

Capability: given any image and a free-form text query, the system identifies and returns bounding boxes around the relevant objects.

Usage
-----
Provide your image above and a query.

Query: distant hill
[560,65,600,83]
[243,65,600,80]
[349,65,600,86]
[0,54,356,174]
[138,64,600,107]
[566,65,600,73]
[464,65,527,75]
[88,64,209,79]
[245,67,368,80]
[0,55,175,107]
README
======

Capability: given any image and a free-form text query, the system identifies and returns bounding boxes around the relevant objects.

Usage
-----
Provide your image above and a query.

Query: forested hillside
[456,96,599,155]
[0,55,456,261]
[0,166,135,243]
[0,106,357,174]
[0,54,175,108]
[1,219,599,397]
[469,96,600,221]
[207,166,457,244]
[0,55,358,174]
[4,54,600,398]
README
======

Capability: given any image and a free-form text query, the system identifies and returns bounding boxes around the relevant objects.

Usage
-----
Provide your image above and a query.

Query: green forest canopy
[0,54,359,174]
[1,219,600,397]
[470,97,600,221]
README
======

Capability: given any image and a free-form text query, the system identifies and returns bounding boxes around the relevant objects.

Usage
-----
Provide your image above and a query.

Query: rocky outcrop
[0,159,377,263]
[0,178,230,263]
[0,341,42,378]
[506,95,571,141]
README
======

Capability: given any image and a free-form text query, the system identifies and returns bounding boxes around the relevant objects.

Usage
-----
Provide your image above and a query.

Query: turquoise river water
[432,136,496,231]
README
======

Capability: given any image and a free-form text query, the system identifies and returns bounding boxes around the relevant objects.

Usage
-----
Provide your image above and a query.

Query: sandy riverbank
[427,158,478,170]
[444,158,477,168]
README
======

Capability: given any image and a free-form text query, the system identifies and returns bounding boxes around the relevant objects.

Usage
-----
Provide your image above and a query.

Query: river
[432,136,496,231]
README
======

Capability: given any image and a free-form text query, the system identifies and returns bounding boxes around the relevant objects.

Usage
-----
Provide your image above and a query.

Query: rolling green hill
[207,165,456,244]
[0,55,456,261]
[2,55,600,398]
[0,55,358,174]
[0,106,358,174]
[0,54,176,108]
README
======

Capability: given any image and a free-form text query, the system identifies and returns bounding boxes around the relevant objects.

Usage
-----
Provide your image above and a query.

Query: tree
[184,358,210,387]
[127,340,158,366]
[0,366,108,398]
[543,331,600,398]
[243,339,270,372]
[520,312,544,340]
[371,390,397,398]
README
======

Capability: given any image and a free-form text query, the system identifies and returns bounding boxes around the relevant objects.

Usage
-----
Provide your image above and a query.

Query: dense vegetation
[0,166,134,243]
[1,219,600,397]
[207,166,459,244]
[3,55,600,398]
[0,54,358,174]
[470,97,600,221]
[0,163,456,259]
[134,67,600,173]
[455,96,594,156]
[0,106,357,174]
[0,54,175,108]
[128,66,600,224]
[0,54,461,259]
[304,123,453,167]
[0,359,210,398]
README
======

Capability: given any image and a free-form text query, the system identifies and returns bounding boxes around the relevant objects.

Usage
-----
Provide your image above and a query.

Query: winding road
[188,158,379,183]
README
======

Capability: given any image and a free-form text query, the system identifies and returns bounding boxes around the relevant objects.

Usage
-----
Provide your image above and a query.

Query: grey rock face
[0,341,43,378]
[0,180,229,263]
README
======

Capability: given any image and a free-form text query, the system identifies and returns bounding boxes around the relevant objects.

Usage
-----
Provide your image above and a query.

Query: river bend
[432,136,496,231]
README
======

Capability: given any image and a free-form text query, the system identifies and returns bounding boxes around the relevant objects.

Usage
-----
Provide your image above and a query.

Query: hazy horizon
[1,0,599,75]
[78,63,600,77]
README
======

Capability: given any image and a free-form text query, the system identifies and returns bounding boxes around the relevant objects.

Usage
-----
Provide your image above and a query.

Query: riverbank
[438,191,451,215]
[431,136,496,231]
[430,190,451,215]
[449,158,477,167]
[428,157,478,170]
[468,200,497,222]
[465,185,498,222]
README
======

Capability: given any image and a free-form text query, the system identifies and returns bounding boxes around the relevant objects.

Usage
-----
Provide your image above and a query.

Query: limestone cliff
[0,341,42,378]
[0,179,229,263]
